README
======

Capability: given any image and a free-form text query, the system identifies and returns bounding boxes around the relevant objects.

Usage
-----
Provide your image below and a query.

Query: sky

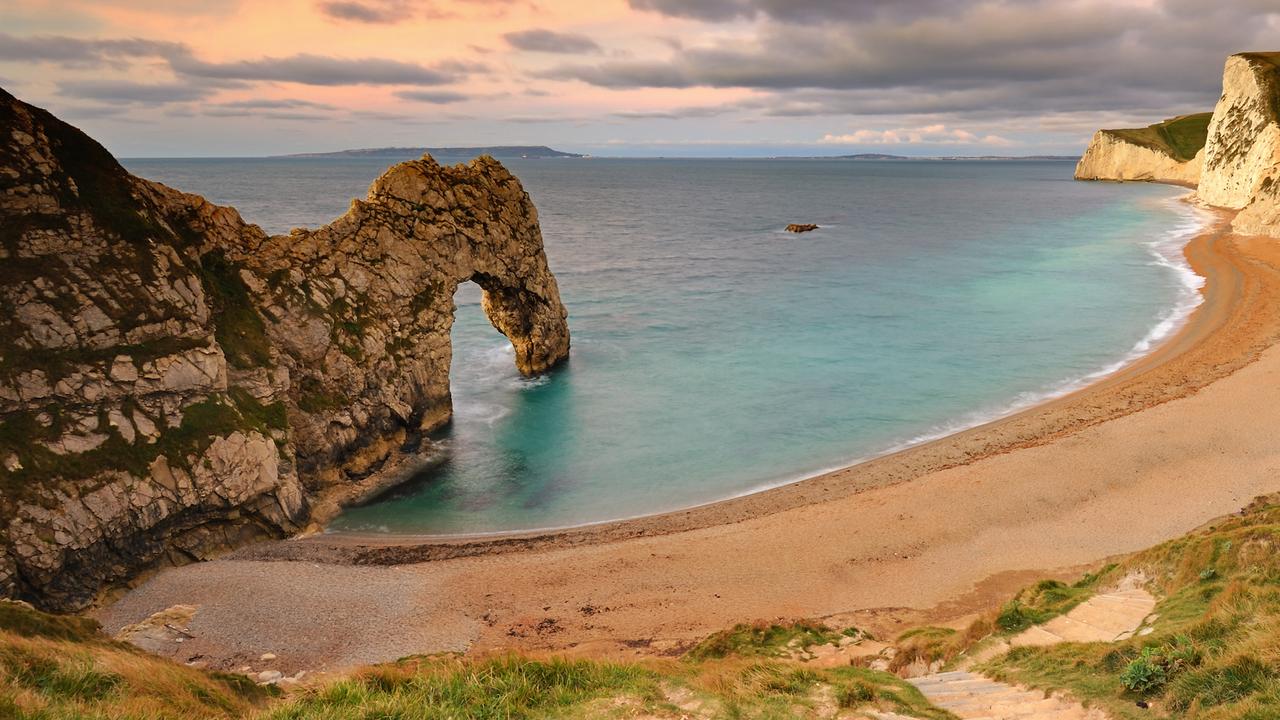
[2,0,1280,157]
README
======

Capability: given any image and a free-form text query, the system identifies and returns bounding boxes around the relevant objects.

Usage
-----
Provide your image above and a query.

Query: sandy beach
[96,208,1280,674]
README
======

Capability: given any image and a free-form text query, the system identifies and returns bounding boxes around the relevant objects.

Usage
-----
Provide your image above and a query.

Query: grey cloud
[613,105,733,120]
[318,0,411,23]
[0,32,183,67]
[549,0,1280,121]
[504,29,601,54]
[214,98,338,110]
[628,0,960,23]
[204,108,329,121]
[627,0,747,21]
[170,52,459,86]
[349,109,423,122]
[395,89,470,103]
[435,59,491,74]
[53,104,137,118]
[316,0,526,23]
[56,79,213,104]
[0,31,477,87]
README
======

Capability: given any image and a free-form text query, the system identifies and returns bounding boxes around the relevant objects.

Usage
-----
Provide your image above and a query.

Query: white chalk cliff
[1079,52,1280,238]
[1075,130,1203,185]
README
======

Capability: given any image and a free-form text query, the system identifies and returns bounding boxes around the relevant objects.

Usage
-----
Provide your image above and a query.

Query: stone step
[909,669,1103,720]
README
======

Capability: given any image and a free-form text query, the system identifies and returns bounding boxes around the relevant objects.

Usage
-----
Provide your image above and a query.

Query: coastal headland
[97,209,1280,672]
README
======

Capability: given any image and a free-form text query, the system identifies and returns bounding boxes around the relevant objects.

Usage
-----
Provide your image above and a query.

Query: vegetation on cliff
[0,600,274,719]
[1106,112,1213,163]
[975,496,1280,719]
[0,87,570,611]
[0,601,951,720]
[5,495,1277,718]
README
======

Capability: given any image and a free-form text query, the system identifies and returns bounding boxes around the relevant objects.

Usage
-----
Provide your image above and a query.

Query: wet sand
[97,210,1280,673]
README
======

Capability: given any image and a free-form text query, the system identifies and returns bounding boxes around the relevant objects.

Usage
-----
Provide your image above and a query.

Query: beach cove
[97,207,1280,673]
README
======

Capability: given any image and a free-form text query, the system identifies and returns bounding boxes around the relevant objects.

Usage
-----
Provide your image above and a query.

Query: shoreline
[237,203,1243,559]
[97,207,1280,671]
[321,191,1215,543]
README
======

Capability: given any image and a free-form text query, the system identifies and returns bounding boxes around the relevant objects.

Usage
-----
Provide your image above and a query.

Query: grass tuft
[980,496,1280,720]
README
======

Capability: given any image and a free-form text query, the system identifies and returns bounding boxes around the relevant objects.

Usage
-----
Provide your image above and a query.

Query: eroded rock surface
[0,88,568,610]
[1074,130,1203,184]
[1200,53,1280,236]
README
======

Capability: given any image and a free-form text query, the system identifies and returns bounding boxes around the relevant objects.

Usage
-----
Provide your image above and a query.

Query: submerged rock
[786,223,819,233]
[0,87,569,610]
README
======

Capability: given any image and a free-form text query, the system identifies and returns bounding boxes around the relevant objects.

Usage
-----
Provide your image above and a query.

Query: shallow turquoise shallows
[124,158,1205,535]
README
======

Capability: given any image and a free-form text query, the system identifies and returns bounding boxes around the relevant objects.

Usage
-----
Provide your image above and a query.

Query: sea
[122,157,1208,535]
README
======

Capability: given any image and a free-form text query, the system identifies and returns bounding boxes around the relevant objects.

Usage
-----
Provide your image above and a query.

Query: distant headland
[280,145,584,160]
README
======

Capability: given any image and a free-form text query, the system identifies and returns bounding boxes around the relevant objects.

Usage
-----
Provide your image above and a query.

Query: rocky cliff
[0,88,569,611]
[1074,114,1210,185]
[1199,53,1280,236]
[1078,53,1280,238]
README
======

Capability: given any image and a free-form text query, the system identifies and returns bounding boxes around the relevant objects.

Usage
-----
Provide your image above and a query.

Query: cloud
[0,32,182,67]
[0,31,477,87]
[317,0,411,23]
[628,0,960,23]
[213,98,338,110]
[56,79,214,104]
[612,105,732,119]
[820,124,1016,147]
[504,29,602,54]
[316,0,526,23]
[169,52,461,86]
[546,0,1280,123]
[203,108,329,121]
[395,89,470,103]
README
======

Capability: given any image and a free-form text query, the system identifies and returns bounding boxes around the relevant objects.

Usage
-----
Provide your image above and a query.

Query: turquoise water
[124,158,1205,535]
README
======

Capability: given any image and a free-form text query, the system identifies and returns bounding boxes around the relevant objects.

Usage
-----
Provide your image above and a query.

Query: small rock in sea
[257,670,283,684]
[786,223,819,233]
[260,652,277,661]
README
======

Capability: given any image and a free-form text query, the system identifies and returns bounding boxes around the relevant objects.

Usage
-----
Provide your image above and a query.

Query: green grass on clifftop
[1108,112,1213,162]
[1,603,953,720]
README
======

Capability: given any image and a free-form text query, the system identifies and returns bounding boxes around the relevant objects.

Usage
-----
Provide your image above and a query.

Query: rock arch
[0,83,570,610]
[217,155,568,484]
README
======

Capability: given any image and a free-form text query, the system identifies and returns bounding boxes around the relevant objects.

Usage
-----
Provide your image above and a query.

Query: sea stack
[0,87,569,611]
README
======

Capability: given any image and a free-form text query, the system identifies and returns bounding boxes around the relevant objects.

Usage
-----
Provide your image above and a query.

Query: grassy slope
[6,497,1279,719]
[0,600,275,719]
[265,651,955,720]
[1107,112,1214,162]
[977,496,1280,720]
[1,603,953,720]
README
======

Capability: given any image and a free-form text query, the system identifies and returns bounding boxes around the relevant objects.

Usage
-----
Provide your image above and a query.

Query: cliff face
[0,89,569,611]
[1073,113,1211,185]
[1074,130,1203,184]
[1199,53,1280,236]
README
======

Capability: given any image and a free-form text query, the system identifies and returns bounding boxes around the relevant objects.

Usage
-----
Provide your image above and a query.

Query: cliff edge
[1199,52,1280,236]
[0,88,569,611]
[1074,113,1210,185]
[1078,52,1280,238]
